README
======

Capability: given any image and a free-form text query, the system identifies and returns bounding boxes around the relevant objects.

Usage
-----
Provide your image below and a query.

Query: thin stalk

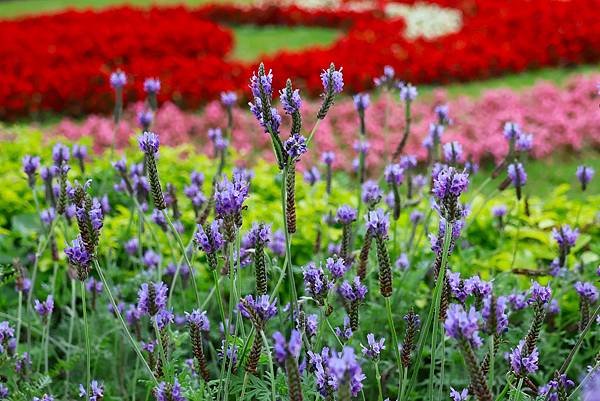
[405,219,452,398]
[65,278,77,394]
[260,330,276,401]
[16,291,23,346]
[495,380,512,401]
[513,378,524,401]
[93,259,158,385]
[385,297,403,396]
[152,320,168,375]
[374,362,384,401]
[325,317,344,347]
[399,367,408,401]
[163,210,202,309]
[489,335,496,392]
[81,282,91,398]
[559,303,600,374]
[280,164,298,313]
[223,242,237,401]
[437,335,446,401]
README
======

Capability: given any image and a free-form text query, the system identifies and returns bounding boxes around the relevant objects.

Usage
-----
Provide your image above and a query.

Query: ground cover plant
[0,59,598,401]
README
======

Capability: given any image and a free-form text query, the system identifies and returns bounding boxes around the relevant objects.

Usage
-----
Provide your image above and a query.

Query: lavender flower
[143,78,161,94]
[384,163,404,185]
[365,209,390,237]
[353,93,370,112]
[85,277,103,294]
[280,85,302,114]
[110,70,127,89]
[40,208,56,226]
[575,282,599,303]
[361,333,385,360]
[33,395,54,401]
[142,249,160,269]
[322,151,335,165]
[138,131,160,155]
[0,383,7,399]
[552,224,579,249]
[52,143,70,166]
[492,205,507,218]
[220,91,237,107]
[443,141,463,163]
[576,165,594,191]
[23,155,40,187]
[137,282,168,316]
[273,329,302,364]
[508,292,527,311]
[450,388,469,401]
[124,238,139,255]
[482,295,509,335]
[434,104,451,125]
[34,295,54,319]
[508,339,539,375]
[528,282,552,305]
[318,63,344,119]
[238,294,277,328]
[362,180,383,207]
[303,166,320,185]
[269,230,286,257]
[444,304,482,348]
[395,253,409,271]
[284,134,308,159]
[78,380,104,401]
[374,65,396,88]
[401,309,420,368]
[303,262,333,305]
[583,369,600,401]
[399,155,417,170]
[327,347,366,397]
[540,374,575,401]
[399,83,418,101]
[154,379,186,401]
[503,122,521,141]
[410,210,424,224]
[507,162,527,199]
[515,133,533,152]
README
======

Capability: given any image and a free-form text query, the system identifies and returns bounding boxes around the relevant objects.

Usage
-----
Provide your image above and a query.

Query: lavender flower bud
[22,155,40,187]
[247,223,271,295]
[318,63,344,119]
[361,333,385,360]
[576,165,594,191]
[401,308,420,368]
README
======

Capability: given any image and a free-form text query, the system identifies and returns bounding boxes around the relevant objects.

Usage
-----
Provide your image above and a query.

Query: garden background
[0,1,599,401]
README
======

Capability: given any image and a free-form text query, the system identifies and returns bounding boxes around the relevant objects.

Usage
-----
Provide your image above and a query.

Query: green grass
[0,0,244,18]
[230,25,340,61]
[474,152,599,200]
[421,64,600,98]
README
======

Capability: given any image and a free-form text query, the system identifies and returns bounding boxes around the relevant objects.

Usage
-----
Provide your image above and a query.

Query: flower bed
[50,74,600,169]
[2,0,600,118]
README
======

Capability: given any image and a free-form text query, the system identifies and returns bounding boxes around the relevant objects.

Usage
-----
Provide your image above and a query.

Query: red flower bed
[0,6,238,117]
[1,0,600,119]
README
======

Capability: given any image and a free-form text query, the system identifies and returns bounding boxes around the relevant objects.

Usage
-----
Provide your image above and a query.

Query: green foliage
[0,130,598,400]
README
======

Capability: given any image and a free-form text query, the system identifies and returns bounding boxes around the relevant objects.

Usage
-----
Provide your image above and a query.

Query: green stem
[385,297,402,396]
[374,362,384,401]
[280,164,298,313]
[93,259,158,385]
[81,282,91,397]
[405,219,452,399]
[260,330,277,401]
[223,242,237,401]
[65,279,77,394]
[163,210,202,309]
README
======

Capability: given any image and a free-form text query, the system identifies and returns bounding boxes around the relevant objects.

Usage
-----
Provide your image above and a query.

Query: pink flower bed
[53,74,600,170]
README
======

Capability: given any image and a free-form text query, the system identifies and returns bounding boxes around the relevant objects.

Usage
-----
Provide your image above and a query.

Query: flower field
[0,1,599,401]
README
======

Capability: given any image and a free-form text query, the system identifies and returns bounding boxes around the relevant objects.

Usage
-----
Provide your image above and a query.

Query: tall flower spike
[154,378,186,401]
[22,155,40,188]
[574,281,599,331]
[336,205,357,264]
[552,225,579,267]
[72,180,103,257]
[137,282,168,317]
[506,162,527,200]
[365,209,392,297]
[273,330,303,401]
[280,79,302,134]
[110,70,126,123]
[143,77,161,110]
[194,220,224,271]
[56,164,70,215]
[285,159,299,234]
[353,93,369,136]
[327,347,366,398]
[65,236,92,281]
[401,308,420,368]
[576,165,594,191]
[138,131,166,210]
[317,63,344,120]
[338,276,367,331]
[249,63,285,168]
[432,165,469,222]
[186,309,210,382]
[214,175,250,242]
[303,262,333,306]
[246,223,271,295]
